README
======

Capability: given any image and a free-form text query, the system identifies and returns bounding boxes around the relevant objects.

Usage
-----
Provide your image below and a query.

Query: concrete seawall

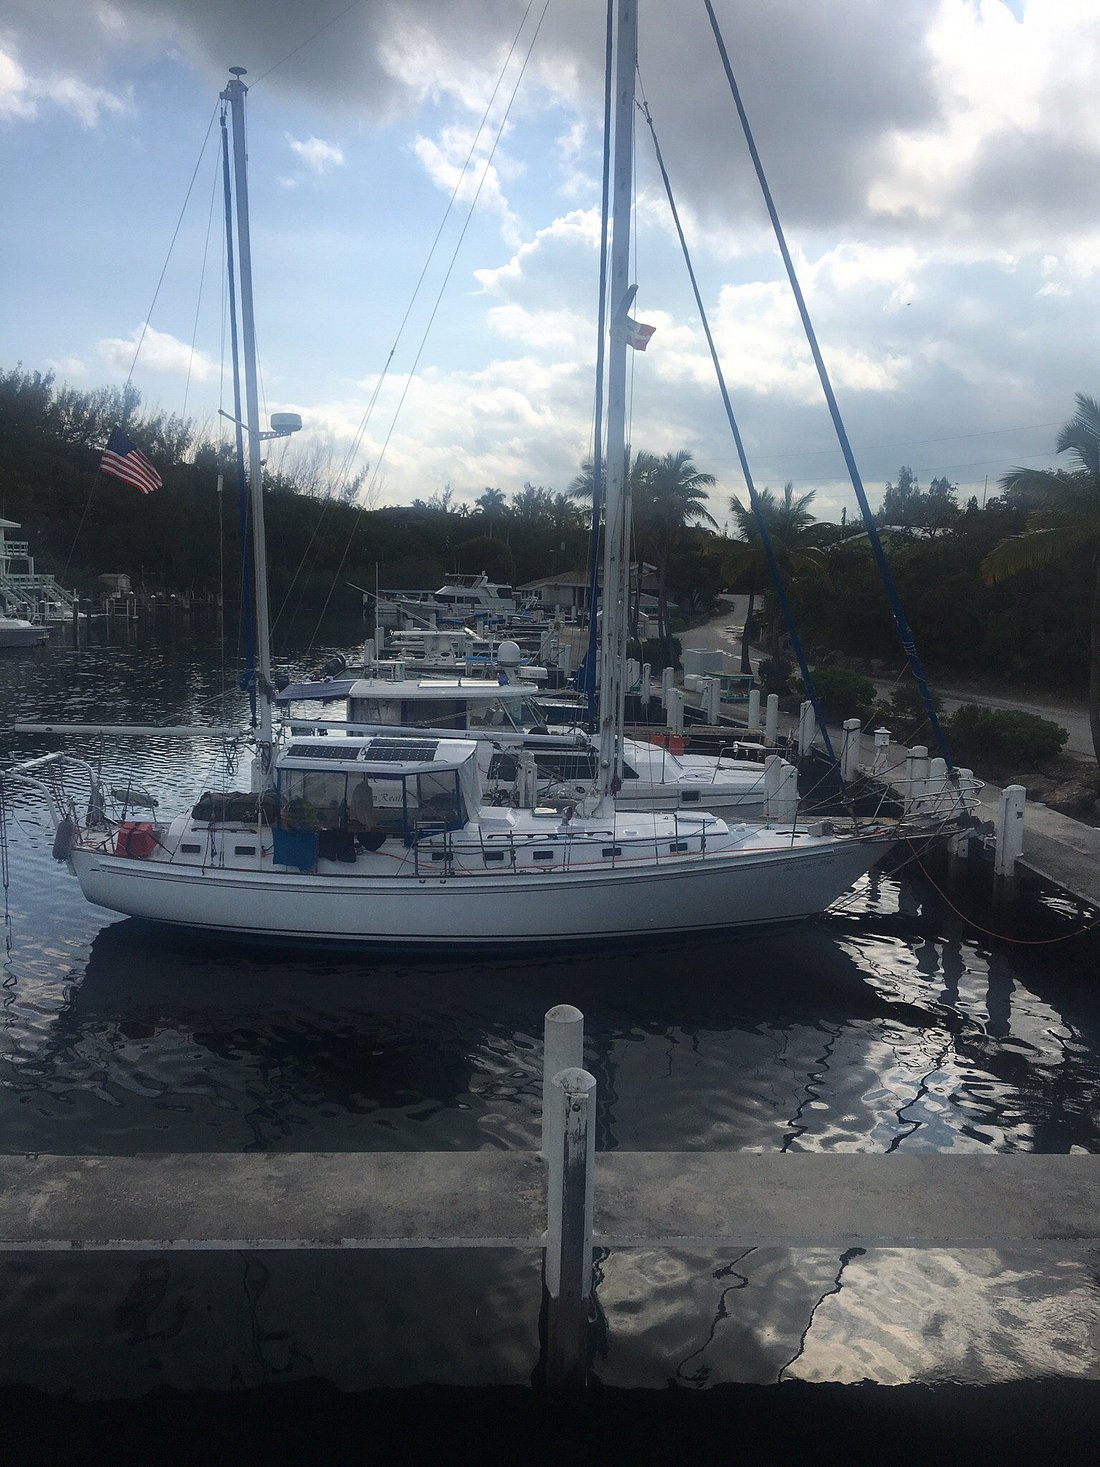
[3,1152,1098,1251]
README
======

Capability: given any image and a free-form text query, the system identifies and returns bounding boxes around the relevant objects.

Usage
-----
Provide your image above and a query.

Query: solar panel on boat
[363,739,440,763]
[285,743,363,760]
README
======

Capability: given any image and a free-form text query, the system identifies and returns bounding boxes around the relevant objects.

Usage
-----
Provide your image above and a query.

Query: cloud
[411,122,523,242]
[97,324,218,382]
[0,39,127,125]
[285,133,344,175]
[6,0,1100,246]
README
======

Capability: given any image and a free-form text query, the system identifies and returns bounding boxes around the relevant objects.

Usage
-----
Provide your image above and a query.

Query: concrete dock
[3,1152,1099,1252]
[974,776,1100,909]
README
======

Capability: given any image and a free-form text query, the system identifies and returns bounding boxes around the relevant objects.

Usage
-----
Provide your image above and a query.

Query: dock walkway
[3,1152,1098,1252]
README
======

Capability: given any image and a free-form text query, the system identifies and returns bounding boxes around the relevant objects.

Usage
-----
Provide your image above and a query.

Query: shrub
[870,682,943,739]
[756,656,793,696]
[946,704,1068,765]
[798,666,876,722]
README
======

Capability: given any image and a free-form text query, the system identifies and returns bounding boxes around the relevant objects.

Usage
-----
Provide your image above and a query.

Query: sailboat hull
[69,836,887,949]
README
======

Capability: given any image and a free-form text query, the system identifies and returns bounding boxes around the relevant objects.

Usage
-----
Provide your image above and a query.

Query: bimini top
[276,733,479,775]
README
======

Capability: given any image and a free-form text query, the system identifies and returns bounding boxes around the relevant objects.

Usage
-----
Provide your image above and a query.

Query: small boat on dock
[0,614,49,648]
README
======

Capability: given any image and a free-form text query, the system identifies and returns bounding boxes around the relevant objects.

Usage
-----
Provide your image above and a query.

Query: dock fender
[51,815,75,862]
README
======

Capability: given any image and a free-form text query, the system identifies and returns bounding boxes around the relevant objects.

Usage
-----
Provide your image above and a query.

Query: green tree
[725,481,824,670]
[475,486,507,537]
[634,450,717,660]
[983,392,1100,764]
[454,533,515,585]
[880,465,919,524]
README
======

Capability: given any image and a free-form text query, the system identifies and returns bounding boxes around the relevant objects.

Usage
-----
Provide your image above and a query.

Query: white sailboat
[8,17,944,948]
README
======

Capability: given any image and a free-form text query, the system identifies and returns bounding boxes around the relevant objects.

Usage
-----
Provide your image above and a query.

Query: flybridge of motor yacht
[374,573,530,629]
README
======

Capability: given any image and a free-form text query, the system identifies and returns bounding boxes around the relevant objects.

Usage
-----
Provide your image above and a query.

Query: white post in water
[703,677,721,725]
[661,665,674,711]
[797,700,816,756]
[905,745,930,813]
[545,1066,597,1395]
[542,1005,584,1161]
[995,785,1026,879]
[841,719,861,783]
[666,687,684,735]
[747,688,761,735]
[641,663,652,707]
[765,694,779,749]
[948,767,976,872]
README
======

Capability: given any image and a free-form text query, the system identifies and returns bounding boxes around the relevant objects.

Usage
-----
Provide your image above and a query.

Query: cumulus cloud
[6,0,1100,516]
[0,39,127,125]
[97,324,218,381]
[285,133,344,175]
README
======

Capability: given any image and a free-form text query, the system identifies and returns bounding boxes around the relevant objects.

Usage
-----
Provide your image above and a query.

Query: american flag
[100,427,162,494]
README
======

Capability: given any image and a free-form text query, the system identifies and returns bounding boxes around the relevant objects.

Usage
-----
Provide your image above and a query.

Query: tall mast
[596,0,637,804]
[221,68,274,765]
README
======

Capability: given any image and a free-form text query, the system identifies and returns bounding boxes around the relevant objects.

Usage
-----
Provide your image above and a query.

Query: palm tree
[637,450,718,662]
[724,481,823,672]
[567,449,660,639]
[475,486,507,538]
[983,392,1100,764]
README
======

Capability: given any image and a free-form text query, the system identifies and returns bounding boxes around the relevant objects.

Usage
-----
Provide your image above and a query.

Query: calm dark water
[1,618,1099,1455]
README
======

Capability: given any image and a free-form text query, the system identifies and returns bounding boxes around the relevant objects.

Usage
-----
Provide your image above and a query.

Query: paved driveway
[679,604,1095,762]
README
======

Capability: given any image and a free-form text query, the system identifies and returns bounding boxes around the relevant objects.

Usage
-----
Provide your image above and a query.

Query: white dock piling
[661,665,674,708]
[542,1005,584,1161]
[702,677,721,725]
[905,745,930,813]
[747,688,761,735]
[797,700,816,756]
[995,784,1027,879]
[545,1066,596,1395]
[641,663,652,706]
[841,719,861,783]
[765,693,779,748]
[873,727,891,776]
[665,687,684,735]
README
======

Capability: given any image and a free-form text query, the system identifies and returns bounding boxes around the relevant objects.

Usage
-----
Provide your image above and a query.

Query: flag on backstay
[625,316,656,351]
[100,427,163,494]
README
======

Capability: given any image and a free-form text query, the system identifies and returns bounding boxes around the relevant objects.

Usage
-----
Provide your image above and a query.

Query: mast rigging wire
[701,0,954,773]
[636,92,843,784]
[303,1,553,648]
